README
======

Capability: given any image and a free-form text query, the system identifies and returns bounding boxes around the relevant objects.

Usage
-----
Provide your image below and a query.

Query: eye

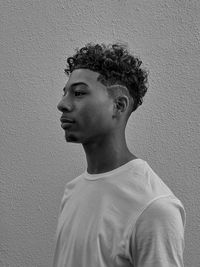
[74,91,85,97]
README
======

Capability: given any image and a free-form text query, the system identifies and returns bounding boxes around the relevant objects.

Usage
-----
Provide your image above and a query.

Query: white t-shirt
[53,159,185,267]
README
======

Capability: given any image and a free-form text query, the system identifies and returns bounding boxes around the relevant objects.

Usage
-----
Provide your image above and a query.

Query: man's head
[57,43,148,144]
[65,43,148,112]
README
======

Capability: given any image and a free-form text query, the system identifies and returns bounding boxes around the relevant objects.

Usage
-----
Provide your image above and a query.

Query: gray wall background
[0,0,199,266]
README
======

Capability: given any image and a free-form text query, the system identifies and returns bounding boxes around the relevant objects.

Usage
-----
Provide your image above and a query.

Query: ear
[114,95,129,114]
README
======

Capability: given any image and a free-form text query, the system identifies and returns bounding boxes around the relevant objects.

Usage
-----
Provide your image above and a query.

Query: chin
[65,132,81,143]
[64,131,93,144]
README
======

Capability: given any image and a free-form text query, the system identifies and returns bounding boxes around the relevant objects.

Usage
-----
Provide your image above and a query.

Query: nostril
[57,99,73,113]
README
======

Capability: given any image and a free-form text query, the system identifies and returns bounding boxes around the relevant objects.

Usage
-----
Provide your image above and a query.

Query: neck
[82,133,136,174]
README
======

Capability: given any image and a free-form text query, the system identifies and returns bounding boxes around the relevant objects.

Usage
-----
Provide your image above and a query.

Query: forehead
[67,69,101,87]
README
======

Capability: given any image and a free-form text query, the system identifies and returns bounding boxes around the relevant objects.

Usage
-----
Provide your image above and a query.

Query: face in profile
[57,69,116,144]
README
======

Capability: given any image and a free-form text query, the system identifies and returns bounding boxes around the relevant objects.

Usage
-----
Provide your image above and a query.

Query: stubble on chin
[65,132,79,143]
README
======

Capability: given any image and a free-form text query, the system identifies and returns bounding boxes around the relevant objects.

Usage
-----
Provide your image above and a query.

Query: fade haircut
[65,43,148,112]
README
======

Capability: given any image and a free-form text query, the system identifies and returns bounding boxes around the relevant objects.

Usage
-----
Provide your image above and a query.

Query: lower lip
[61,122,74,129]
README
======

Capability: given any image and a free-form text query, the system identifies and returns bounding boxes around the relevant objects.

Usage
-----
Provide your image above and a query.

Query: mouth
[60,117,75,129]
[60,117,75,123]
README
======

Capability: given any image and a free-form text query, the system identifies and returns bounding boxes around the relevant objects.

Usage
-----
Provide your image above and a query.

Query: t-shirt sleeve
[128,196,186,267]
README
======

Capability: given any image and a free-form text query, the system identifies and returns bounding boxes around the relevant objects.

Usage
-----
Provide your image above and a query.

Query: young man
[53,43,185,267]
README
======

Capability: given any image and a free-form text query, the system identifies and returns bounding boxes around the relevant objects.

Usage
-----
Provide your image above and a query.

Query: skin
[57,69,137,174]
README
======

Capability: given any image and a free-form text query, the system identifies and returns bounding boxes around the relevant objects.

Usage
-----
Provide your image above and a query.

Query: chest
[57,183,133,266]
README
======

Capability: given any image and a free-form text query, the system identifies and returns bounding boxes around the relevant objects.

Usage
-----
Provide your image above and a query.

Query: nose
[57,95,73,113]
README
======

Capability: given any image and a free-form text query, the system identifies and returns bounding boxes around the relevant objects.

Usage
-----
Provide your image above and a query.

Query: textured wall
[0,0,199,266]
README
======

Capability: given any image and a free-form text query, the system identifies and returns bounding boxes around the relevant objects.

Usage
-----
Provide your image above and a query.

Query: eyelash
[62,91,85,97]
[74,91,85,96]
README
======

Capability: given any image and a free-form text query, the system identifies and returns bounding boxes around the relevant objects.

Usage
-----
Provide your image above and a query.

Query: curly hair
[65,43,148,112]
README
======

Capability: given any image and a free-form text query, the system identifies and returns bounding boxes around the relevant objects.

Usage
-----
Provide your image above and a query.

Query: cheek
[83,104,113,129]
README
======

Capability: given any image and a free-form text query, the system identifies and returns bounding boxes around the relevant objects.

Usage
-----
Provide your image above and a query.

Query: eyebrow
[63,82,88,93]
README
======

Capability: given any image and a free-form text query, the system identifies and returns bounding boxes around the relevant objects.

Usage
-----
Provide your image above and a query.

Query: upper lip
[60,116,75,123]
